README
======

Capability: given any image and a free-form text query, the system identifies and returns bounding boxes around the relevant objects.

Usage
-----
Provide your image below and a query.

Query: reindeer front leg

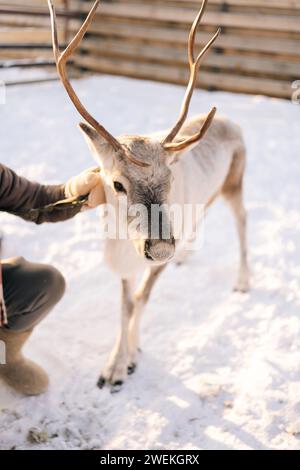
[98,279,134,392]
[127,266,165,373]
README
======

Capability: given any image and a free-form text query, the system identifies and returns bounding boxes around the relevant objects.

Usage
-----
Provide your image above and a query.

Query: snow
[0,74,299,450]
[0,66,56,84]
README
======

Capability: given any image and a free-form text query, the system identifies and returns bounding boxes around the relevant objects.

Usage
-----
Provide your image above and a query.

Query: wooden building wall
[0,0,299,98]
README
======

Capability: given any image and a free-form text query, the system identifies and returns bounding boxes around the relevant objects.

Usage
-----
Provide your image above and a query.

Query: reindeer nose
[144,237,175,262]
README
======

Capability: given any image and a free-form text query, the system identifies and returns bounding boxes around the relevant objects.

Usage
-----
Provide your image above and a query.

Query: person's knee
[20,260,66,308]
[3,259,66,332]
[41,265,66,307]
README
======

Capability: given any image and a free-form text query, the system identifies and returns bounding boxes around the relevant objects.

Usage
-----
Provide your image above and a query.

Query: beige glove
[65,167,106,209]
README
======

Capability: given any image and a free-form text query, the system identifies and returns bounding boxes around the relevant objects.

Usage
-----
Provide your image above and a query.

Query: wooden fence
[0,1,74,62]
[0,0,299,98]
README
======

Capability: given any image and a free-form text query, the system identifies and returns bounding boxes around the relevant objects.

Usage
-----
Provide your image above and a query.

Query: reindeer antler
[48,0,148,167]
[162,0,220,151]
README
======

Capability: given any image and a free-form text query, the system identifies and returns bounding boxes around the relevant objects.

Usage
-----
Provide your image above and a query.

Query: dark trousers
[2,257,65,332]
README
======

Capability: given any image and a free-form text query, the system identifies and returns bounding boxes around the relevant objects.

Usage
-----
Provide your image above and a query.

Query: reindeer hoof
[128,363,137,375]
[233,275,250,293]
[97,376,106,389]
[233,281,250,293]
[111,381,123,393]
[234,286,249,294]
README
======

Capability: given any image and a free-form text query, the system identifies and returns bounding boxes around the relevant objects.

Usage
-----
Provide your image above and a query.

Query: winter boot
[0,328,49,396]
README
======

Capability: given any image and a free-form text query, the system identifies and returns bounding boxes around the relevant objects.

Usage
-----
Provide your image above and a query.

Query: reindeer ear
[78,122,99,142]
[78,122,115,169]
[164,136,200,165]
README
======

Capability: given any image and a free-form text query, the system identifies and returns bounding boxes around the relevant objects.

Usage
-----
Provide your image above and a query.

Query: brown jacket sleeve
[0,164,81,224]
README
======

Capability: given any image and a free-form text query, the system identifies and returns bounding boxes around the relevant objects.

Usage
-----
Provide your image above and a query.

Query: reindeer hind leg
[222,146,249,293]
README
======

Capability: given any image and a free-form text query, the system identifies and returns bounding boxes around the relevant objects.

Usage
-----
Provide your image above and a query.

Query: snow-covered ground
[0,66,56,84]
[0,75,299,450]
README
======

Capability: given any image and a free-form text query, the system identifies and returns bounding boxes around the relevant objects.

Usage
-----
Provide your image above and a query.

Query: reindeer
[48,0,249,392]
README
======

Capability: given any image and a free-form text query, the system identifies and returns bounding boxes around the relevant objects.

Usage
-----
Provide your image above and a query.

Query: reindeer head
[48,0,219,264]
[78,128,178,264]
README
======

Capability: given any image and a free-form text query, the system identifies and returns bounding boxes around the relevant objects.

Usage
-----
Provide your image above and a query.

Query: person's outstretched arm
[0,164,105,224]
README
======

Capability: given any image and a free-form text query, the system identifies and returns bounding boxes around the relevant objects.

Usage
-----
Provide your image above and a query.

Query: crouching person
[0,163,105,395]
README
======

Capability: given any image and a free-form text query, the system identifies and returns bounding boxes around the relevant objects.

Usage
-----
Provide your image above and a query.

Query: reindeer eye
[113,181,126,193]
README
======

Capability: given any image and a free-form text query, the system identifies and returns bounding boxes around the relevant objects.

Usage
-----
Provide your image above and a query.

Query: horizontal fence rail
[0,0,72,65]
[0,0,299,97]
